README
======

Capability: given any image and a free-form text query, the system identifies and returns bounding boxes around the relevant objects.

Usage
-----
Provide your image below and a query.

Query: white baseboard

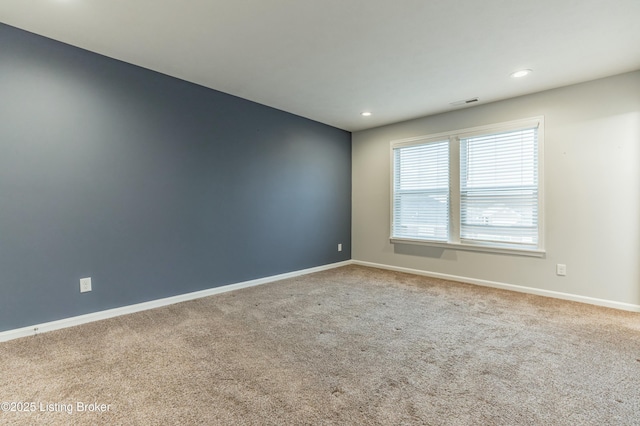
[4,259,637,343]
[352,260,640,313]
[0,260,352,343]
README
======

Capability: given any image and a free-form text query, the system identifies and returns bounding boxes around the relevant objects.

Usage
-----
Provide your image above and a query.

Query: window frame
[389,117,545,257]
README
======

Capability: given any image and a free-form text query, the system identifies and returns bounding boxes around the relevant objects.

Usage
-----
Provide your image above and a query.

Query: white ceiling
[1,0,639,131]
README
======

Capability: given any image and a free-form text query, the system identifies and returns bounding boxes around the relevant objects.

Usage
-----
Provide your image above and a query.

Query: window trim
[390,117,545,257]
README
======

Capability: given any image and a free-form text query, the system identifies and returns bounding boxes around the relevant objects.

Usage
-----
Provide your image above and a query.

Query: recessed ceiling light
[361,112,372,117]
[510,69,532,78]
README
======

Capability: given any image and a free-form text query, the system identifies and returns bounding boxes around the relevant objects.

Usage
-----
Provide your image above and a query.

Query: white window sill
[390,237,545,258]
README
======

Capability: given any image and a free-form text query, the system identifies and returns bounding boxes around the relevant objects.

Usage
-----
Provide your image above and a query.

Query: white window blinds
[459,127,539,246]
[392,140,449,241]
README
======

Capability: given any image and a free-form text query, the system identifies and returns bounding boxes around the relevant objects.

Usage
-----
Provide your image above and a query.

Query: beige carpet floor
[1,265,639,425]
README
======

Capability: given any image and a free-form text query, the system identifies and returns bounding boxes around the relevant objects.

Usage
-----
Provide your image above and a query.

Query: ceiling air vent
[450,97,479,106]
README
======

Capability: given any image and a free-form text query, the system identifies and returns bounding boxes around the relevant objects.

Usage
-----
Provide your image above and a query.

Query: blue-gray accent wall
[0,23,351,332]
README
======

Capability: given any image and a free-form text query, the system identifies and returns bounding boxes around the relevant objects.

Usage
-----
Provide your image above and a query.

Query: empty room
[1,1,639,424]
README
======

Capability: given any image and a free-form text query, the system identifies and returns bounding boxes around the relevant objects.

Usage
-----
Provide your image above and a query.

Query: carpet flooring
[1,265,639,425]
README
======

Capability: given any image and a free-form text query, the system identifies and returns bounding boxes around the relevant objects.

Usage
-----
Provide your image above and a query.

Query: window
[391,117,544,256]
[392,139,449,241]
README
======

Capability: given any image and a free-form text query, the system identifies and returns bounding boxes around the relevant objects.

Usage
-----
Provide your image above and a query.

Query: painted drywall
[352,71,640,306]
[0,23,351,332]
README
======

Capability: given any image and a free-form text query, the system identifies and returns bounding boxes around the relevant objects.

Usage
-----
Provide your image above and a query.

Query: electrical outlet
[556,264,567,276]
[80,277,92,293]
[338,243,342,252]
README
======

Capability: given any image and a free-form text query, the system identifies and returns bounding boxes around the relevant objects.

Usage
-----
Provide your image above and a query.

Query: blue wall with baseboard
[0,23,351,332]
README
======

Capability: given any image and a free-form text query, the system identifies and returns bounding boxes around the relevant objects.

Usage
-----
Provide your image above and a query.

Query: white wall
[352,71,640,308]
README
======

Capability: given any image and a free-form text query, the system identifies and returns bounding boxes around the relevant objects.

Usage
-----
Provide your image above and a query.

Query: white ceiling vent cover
[450,97,479,107]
